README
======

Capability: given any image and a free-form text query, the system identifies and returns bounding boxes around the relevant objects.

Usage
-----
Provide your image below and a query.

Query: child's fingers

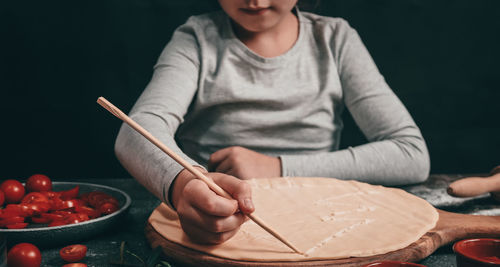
[214,158,233,174]
[208,147,233,171]
[184,178,239,217]
[210,173,255,214]
[181,206,247,233]
[181,222,240,245]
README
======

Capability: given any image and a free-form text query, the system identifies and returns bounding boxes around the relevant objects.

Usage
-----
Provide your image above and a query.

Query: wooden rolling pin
[447,165,500,200]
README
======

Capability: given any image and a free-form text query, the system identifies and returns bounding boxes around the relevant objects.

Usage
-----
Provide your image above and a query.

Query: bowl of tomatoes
[0,175,131,248]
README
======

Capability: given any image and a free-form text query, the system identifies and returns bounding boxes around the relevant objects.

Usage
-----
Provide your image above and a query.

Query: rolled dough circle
[148,177,438,261]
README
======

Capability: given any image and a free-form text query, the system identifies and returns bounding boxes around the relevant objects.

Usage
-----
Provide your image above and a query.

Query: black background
[1,0,499,180]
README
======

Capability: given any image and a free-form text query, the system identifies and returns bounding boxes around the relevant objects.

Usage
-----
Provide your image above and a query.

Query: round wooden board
[145,209,500,266]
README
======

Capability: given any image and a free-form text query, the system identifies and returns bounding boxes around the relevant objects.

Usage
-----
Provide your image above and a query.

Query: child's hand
[208,146,281,179]
[171,168,254,244]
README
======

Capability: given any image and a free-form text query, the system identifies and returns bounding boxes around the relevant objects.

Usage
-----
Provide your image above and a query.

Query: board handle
[433,210,500,246]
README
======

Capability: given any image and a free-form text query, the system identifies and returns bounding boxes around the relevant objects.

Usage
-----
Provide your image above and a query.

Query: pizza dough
[148,177,438,261]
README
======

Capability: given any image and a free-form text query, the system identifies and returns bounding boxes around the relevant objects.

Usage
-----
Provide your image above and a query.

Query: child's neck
[233,12,299,58]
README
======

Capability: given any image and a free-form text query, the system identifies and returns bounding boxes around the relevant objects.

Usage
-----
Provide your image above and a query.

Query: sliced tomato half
[48,220,67,227]
[31,215,52,224]
[0,216,25,227]
[5,222,28,229]
[75,205,101,219]
[60,244,87,262]
[99,202,119,215]
[63,213,89,225]
[21,192,49,204]
[41,190,62,199]
[2,204,32,217]
[60,186,80,200]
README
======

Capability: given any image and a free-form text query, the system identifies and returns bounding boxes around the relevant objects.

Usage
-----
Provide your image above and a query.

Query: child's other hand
[208,146,281,179]
[171,168,254,244]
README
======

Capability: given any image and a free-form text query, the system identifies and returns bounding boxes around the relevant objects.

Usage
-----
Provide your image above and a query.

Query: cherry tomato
[6,222,28,229]
[63,213,89,225]
[48,220,67,227]
[0,216,25,227]
[40,190,61,199]
[21,192,50,204]
[62,263,87,267]
[99,202,119,215]
[79,192,90,204]
[0,189,5,206]
[30,215,52,224]
[41,212,64,222]
[75,205,101,219]
[1,204,31,218]
[7,243,42,267]
[25,174,52,192]
[51,210,73,216]
[87,191,110,207]
[65,199,84,209]
[60,186,79,200]
[0,179,25,204]
[59,244,87,262]
[49,196,65,210]
[23,202,51,216]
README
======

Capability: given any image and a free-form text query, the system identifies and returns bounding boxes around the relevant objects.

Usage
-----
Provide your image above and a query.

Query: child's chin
[239,18,279,33]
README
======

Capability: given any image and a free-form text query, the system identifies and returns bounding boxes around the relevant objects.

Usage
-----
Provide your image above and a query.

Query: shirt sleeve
[114,18,204,207]
[280,20,430,185]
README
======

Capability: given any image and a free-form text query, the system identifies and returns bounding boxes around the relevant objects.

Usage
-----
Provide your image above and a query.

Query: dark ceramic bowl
[453,238,500,267]
[362,261,426,267]
[0,182,131,248]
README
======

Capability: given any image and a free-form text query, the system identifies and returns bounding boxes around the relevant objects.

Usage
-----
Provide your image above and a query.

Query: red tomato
[60,186,79,200]
[49,196,65,210]
[62,264,87,267]
[48,220,67,227]
[0,179,25,204]
[87,191,109,207]
[75,205,101,219]
[62,199,84,209]
[51,210,73,215]
[25,174,52,192]
[0,216,25,227]
[6,222,28,229]
[21,192,50,204]
[79,192,90,204]
[99,202,119,215]
[63,213,89,225]
[7,243,42,267]
[0,189,5,206]
[40,190,61,199]
[41,212,64,222]
[59,244,87,262]
[30,215,51,224]
[23,202,51,216]
[1,204,31,218]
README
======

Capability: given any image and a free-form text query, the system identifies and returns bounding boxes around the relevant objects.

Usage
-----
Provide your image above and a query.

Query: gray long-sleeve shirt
[115,10,430,207]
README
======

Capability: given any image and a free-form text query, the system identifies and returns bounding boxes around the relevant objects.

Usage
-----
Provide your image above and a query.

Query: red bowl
[453,238,500,267]
[362,261,426,267]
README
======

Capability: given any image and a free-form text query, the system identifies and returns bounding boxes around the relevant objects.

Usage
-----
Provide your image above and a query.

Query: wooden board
[145,209,500,266]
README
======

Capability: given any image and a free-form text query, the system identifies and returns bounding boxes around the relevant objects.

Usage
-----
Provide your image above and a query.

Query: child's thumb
[211,173,255,214]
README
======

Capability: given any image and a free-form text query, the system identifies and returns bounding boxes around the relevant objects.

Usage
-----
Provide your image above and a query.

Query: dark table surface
[21,174,500,266]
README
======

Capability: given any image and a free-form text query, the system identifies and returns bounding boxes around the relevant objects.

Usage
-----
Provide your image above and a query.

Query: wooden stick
[97,97,303,254]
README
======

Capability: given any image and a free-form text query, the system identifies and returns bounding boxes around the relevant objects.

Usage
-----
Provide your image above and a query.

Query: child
[115,0,430,244]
